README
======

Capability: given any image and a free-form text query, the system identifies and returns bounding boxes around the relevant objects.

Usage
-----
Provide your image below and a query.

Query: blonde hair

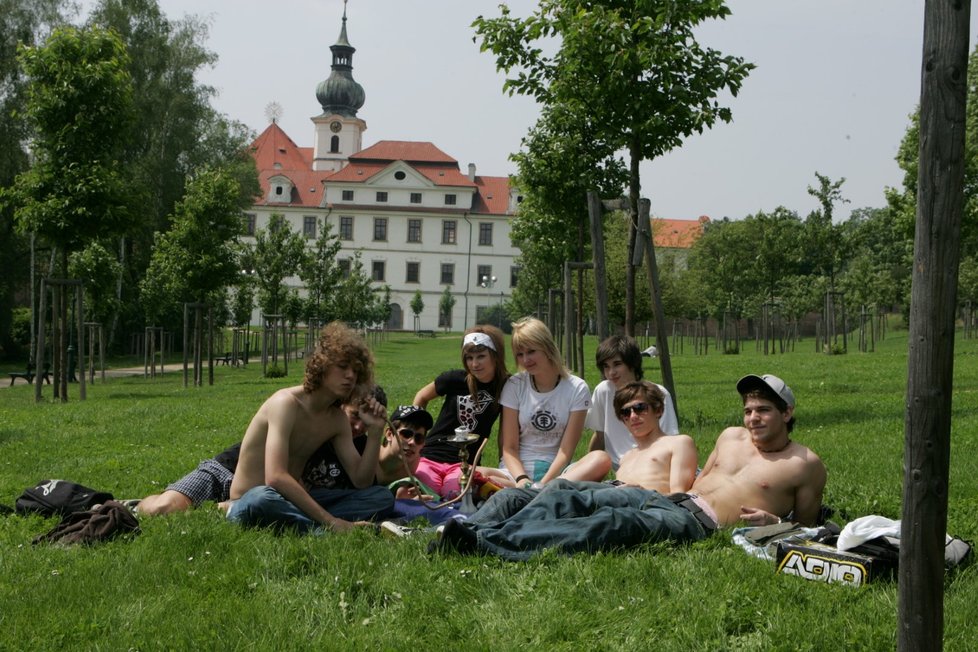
[510,317,568,378]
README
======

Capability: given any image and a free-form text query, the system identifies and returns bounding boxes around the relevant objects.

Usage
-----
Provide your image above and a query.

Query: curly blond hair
[303,322,374,400]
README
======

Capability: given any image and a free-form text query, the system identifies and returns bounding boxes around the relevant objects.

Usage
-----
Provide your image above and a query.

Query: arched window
[330,135,340,153]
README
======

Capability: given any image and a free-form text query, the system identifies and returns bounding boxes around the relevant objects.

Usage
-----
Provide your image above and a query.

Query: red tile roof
[251,122,313,171]
[255,169,333,208]
[472,176,511,214]
[652,215,710,249]
[352,141,457,164]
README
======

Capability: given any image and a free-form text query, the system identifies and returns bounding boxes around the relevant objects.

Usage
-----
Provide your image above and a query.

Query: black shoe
[439,519,478,554]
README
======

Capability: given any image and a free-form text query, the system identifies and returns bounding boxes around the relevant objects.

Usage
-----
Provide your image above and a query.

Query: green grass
[1,329,977,650]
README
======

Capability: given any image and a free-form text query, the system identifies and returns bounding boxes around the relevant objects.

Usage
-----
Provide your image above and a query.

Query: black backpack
[15,480,114,517]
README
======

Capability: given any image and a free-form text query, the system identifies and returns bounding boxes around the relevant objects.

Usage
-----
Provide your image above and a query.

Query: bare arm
[413,382,438,408]
[540,410,587,485]
[667,435,698,493]
[335,396,386,488]
[791,458,827,526]
[587,430,605,453]
[263,397,346,529]
[500,406,529,486]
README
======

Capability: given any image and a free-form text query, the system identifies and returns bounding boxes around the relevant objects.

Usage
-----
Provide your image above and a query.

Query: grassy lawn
[1,328,977,650]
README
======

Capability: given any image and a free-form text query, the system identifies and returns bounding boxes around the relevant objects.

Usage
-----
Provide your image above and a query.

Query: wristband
[515,474,530,484]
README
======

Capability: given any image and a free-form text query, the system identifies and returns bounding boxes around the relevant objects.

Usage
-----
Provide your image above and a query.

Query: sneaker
[380,521,416,539]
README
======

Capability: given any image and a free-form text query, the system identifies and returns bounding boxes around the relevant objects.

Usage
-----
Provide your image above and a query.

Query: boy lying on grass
[435,374,827,560]
[137,386,392,519]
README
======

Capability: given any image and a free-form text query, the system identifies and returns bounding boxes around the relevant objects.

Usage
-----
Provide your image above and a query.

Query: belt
[667,493,717,533]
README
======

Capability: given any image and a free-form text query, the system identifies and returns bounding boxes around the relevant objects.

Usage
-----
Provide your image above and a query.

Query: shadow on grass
[104,392,173,401]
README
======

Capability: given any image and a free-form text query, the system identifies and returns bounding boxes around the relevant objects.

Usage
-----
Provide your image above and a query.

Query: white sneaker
[380,521,415,539]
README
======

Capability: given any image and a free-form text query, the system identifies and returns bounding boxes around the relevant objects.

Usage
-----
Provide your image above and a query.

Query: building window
[406,261,420,283]
[477,265,493,287]
[330,135,340,153]
[275,186,284,196]
[407,219,422,243]
[342,190,354,201]
[445,194,457,206]
[373,217,387,241]
[440,263,455,285]
[303,215,317,239]
[372,260,385,282]
[243,213,256,236]
[339,216,354,240]
[376,191,388,203]
[410,192,422,204]
[338,259,351,278]
[479,222,493,246]
[511,266,520,288]
[394,170,406,181]
[442,220,457,245]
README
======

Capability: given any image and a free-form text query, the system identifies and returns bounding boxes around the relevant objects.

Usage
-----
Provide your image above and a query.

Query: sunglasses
[396,428,426,444]
[618,402,651,419]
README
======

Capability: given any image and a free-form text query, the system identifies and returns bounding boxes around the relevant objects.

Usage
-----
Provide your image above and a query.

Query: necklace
[531,374,559,393]
[758,438,791,453]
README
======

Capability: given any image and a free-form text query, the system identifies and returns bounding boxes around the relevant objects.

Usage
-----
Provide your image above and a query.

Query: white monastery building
[243,9,520,331]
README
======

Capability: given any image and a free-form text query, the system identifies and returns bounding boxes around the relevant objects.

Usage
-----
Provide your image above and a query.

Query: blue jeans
[464,479,707,560]
[227,485,394,534]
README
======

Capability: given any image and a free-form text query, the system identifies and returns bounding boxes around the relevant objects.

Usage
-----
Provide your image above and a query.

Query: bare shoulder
[666,434,697,453]
[790,441,827,474]
[716,426,749,446]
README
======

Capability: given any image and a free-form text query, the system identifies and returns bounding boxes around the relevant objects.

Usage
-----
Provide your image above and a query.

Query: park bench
[416,330,435,338]
[216,352,246,366]
[8,363,51,386]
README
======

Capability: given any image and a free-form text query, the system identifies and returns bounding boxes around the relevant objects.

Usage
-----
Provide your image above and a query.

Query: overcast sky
[125,1,976,222]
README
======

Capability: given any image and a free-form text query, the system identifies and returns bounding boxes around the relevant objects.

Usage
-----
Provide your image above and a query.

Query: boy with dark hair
[585,335,679,470]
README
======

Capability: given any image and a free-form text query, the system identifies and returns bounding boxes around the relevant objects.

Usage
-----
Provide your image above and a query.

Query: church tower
[312,1,367,172]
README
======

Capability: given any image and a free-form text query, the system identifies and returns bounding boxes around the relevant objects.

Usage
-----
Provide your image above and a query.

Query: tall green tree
[69,241,122,327]
[507,104,626,317]
[139,166,249,325]
[298,217,342,323]
[410,290,425,328]
[6,25,135,276]
[804,172,850,293]
[439,286,457,331]
[333,251,381,328]
[0,0,67,358]
[252,215,306,317]
[474,0,753,334]
[86,0,258,342]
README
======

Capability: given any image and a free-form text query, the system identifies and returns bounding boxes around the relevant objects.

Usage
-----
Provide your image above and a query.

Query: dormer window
[267,175,294,204]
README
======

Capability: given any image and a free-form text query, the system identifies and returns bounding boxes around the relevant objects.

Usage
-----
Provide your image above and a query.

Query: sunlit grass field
[1,326,977,650]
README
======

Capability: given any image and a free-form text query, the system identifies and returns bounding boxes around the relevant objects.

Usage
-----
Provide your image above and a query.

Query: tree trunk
[899,2,969,650]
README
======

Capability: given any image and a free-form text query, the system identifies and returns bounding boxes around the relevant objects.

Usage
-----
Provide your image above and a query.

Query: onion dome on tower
[315,2,365,117]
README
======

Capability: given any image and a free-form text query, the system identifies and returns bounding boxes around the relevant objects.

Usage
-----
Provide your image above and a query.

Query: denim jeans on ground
[466,478,707,560]
[227,485,393,534]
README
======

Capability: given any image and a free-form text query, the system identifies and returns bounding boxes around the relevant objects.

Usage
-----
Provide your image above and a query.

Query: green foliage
[0,0,67,357]
[69,241,122,326]
[474,0,754,330]
[86,0,258,341]
[410,290,424,317]
[7,24,135,266]
[298,218,342,323]
[438,286,456,331]
[264,363,286,378]
[140,167,247,324]
[252,214,306,317]
[333,251,383,328]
